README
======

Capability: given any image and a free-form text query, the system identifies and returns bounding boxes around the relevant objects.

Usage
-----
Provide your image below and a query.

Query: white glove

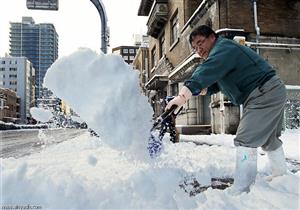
[165,86,192,112]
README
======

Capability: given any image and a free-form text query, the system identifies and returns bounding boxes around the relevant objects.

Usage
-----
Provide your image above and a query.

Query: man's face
[191,34,216,59]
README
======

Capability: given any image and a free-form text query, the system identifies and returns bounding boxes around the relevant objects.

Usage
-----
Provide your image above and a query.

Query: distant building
[133,34,149,47]
[0,88,20,123]
[9,16,58,100]
[60,100,72,116]
[0,56,35,123]
[112,46,139,65]
[132,46,149,93]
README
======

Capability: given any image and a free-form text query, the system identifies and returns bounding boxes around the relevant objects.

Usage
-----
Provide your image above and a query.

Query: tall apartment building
[9,16,58,100]
[0,56,35,123]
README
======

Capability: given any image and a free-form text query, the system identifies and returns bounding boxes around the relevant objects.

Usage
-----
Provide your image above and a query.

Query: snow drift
[43,48,153,159]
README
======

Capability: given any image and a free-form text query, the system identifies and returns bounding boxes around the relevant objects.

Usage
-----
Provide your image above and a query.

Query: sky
[0,0,148,57]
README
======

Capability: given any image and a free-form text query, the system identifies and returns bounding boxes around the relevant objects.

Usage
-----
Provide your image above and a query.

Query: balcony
[145,74,168,90]
[147,0,168,38]
[169,53,202,82]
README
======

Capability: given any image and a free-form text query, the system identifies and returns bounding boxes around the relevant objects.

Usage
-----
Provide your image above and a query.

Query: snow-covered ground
[1,129,299,209]
[1,48,299,209]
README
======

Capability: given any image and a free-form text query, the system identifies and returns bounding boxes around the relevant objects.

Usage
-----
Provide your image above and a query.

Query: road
[0,128,86,159]
[1,129,299,173]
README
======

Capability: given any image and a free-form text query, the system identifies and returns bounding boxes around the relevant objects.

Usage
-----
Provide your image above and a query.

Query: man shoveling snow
[166,25,287,195]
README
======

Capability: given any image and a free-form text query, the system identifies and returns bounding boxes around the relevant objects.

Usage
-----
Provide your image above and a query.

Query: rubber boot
[228,146,257,195]
[265,145,287,181]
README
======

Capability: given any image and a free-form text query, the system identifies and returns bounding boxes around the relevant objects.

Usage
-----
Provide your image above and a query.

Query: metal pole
[252,0,260,54]
[90,0,109,54]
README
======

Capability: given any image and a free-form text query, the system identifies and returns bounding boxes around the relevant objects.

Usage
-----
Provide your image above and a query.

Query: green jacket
[184,37,275,105]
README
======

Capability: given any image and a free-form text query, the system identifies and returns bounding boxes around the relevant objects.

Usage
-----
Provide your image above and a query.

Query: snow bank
[1,130,299,209]
[29,107,53,123]
[43,48,153,159]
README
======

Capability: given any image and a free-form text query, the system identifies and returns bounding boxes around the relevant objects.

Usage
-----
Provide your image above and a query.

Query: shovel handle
[161,104,178,119]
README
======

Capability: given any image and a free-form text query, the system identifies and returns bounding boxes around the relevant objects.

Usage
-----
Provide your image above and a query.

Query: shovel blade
[147,131,163,158]
[147,104,178,158]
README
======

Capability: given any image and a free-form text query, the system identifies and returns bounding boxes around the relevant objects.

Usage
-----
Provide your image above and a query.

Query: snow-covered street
[0,128,86,158]
[1,129,299,209]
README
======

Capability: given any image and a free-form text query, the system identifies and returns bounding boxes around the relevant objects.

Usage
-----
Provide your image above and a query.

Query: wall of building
[133,47,149,92]
[260,49,300,86]
[222,0,300,38]
[251,36,300,86]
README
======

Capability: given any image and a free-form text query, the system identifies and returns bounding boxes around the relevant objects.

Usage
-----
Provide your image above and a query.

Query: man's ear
[209,33,216,42]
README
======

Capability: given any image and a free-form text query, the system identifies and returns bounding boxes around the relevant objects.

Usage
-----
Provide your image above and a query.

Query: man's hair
[189,25,218,45]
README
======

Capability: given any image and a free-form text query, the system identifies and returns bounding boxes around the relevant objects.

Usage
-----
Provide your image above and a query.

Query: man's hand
[165,86,192,112]
[165,95,186,111]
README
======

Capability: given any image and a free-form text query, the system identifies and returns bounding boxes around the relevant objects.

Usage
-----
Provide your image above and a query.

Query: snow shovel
[147,104,180,158]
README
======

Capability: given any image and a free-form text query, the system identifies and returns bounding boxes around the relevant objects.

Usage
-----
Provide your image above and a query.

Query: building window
[0,68,5,71]
[9,81,17,85]
[1,61,5,64]
[123,56,129,60]
[129,55,135,60]
[9,68,17,72]
[151,46,157,68]
[123,49,128,53]
[170,11,179,45]
[129,49,135,54]
[9,74,17,78]
[159,34,165,58]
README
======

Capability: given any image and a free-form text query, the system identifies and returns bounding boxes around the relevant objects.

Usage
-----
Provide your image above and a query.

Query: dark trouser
[234,75,287,151]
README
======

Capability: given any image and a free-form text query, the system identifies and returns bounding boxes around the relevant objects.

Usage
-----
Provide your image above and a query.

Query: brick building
[136,0,300,134]
[0,88,20,123]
